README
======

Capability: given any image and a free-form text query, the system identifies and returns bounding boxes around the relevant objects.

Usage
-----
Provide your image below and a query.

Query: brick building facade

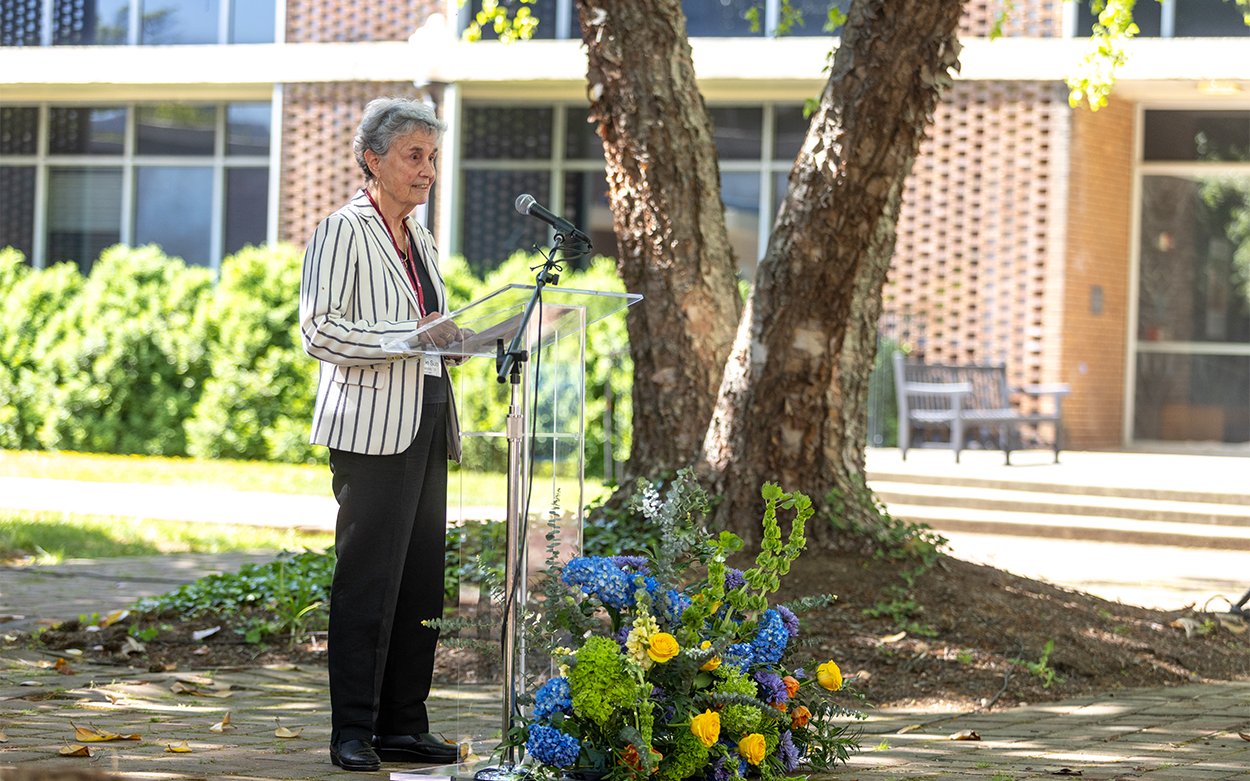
[2,0,1247,449]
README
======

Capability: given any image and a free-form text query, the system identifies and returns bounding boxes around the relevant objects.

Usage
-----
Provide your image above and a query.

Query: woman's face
[366,127,439,211]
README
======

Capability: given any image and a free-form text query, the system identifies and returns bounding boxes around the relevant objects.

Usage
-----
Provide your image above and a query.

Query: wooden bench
[892,352,1070,464]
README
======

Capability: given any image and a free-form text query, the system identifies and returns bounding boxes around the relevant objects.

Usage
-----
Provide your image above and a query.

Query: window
[1133,109,1250,443]
[1075,0,1249,38]
[459,0,847,39]
[0,101,271,271]
[456,102,810,279]
[0,0,276,46]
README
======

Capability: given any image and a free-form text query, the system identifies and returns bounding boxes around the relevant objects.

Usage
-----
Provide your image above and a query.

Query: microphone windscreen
[514,194,536,216]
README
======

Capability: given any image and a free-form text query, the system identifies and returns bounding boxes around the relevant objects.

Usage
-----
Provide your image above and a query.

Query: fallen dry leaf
[209,712,232,732]
[896,724,923,734]
[165,740,192,753]
[1051,770,1082,777]
[33,660,53,669]
[948,730,981,741]
[275,726,303,738]
[59,744,91,757]
[1239,732,1250,741]
[881,631,907,643]
[170,682,194,694]
[191,626,220,641]
[18,680,42,686]
[99,610,129,628]
[193,645,210,655]
[74,724,140,742]
[53,657,73,674]
[64,648,83,656]
[123,636,145,655]
[103,691,122,705]
[1172,617,1204,638]
[0,731,7,742]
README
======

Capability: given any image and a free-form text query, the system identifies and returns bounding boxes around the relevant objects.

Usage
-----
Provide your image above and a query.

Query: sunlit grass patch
[0,450,330,496]
[0,508,333,562]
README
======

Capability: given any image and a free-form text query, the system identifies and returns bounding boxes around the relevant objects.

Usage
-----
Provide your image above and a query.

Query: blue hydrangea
[753,671,788,704]
[532,677,572,721]
[561,557,634,611]
[721,643,754,672]
[777,605,800,638]
[644,577,692,630]
[526,724,580,768]
[724,568,746,591]
[750,609,788,665]
[778,730,801,772]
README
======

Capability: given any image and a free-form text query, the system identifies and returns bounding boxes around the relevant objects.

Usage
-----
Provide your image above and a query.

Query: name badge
[423,353,443,377]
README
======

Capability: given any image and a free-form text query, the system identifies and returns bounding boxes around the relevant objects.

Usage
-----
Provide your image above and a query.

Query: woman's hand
[417,312,461,349]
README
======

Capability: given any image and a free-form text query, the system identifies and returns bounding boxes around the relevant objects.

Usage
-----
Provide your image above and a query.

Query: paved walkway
[2,554,1249,780]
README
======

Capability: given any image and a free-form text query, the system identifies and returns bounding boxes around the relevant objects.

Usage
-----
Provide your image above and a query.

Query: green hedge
[0,245,632,471]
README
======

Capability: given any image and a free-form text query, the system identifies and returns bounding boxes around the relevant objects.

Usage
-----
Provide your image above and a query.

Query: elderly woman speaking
[300,97,463,771]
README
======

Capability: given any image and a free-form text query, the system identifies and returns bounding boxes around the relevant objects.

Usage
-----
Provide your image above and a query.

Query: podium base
[389,759,531,781]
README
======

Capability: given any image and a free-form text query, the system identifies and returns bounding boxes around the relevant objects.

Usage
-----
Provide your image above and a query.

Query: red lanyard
[364,189,428,316]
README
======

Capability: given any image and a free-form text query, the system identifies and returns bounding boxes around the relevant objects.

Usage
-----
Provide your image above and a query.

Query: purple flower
[707,756,733,781]
[724,568,746,591]
[608,555,649,574]
[613,625,631,652]
[753,671,788,703]
[778,730,801,772]
[793,668,806,680]
[777,605,800,638]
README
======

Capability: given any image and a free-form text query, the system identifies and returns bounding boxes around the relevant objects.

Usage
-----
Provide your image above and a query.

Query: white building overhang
[2,35,1247,105]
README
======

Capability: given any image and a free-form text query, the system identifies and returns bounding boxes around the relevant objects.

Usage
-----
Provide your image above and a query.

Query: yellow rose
[689,709,720,748]
[699,640,721,672]
[738,733,766,765]
[647,632,679,663]
[816,660,843,691]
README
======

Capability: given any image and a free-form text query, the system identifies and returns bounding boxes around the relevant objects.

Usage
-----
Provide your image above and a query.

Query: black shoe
[372,733,460,764]
[331,738,382,771]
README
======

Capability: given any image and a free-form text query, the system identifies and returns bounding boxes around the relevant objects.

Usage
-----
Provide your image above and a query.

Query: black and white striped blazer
[299,190,461,460]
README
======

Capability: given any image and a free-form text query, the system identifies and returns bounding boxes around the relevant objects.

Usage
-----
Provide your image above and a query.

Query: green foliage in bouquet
[510,471,864,781]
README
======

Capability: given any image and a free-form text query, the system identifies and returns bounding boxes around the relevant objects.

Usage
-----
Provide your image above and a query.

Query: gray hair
[354,97,447,181]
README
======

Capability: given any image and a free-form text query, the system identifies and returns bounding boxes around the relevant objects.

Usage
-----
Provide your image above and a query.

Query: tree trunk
[705,0,964,544]
[576,0,742,484]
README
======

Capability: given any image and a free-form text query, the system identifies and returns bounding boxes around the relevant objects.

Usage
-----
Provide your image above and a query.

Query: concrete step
[870,480,1250,528]
[880,502,1250,550]
[866,469,1250,506]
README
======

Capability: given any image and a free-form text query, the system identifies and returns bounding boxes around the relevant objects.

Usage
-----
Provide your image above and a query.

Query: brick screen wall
[286,0,437,43]
[1061,97,1134,448]
[279,81,426,247]
[884,81,1065,390]
[959,0,1064,38]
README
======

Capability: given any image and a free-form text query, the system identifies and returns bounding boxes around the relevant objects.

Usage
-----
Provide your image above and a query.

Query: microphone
[514,194,591,242]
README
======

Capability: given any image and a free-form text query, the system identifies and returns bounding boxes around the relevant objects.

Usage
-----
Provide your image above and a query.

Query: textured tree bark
[705,0,964,544]
[576,0,742,483]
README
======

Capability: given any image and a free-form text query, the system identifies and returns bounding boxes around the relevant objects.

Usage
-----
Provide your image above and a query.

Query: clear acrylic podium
[382,283,640,777]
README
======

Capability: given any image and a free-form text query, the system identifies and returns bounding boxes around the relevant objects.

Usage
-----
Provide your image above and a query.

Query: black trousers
[327,402,448,743]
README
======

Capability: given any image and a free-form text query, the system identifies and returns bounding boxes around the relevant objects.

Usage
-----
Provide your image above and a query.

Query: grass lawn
[0,508,334,563]
[0,450,608,562]
[0,449,608,505]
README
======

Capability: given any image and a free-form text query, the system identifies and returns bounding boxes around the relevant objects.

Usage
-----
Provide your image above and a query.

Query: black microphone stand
[475,230,590,781]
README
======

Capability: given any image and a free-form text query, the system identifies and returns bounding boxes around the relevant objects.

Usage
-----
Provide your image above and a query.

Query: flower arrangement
[509,471,864,781]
